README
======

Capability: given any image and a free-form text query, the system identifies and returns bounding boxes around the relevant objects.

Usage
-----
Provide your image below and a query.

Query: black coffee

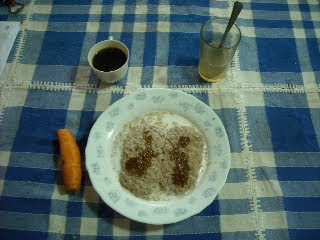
[92,47,127,72]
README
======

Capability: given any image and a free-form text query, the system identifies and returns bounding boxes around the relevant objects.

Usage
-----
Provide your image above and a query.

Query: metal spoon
[218,1,243,48]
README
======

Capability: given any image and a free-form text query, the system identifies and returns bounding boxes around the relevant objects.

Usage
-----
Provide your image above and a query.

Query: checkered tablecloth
[0,0,319,239]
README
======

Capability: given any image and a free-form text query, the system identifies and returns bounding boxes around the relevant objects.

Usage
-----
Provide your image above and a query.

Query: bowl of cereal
[86,89,230,224]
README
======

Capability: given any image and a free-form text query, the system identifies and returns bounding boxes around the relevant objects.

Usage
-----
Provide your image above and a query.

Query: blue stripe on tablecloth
[307,38,320,71]
[259,197,285,212]
[11,108,67,154]
[0,228,47,240]
[254,167,320,181]
[251,3,289,11]
[5,167,58,184]
[254,19,293,28]
[65,217,81,235]
[99,14,112,23]
[75,111,95,156]
[197,200,220,216]
[288,229,320,240]
[301,20,315,29]
[238,36,260,71]
[52,0,92,5]
[166,66,209,85]
[32,65,82,83]
[31,14,49,21]
[66,201,83,217]
[256,38,301,73]
[164,216,220,235]
[82,201,100,218]
[168,32,198,66]
[226,168,247,183]
[274,152,320,167]
[143,32,157,67]
[97,200,115,219]
[38,31,86,66]
[49,14,89,22]
[0,15,8,21]
[123,13,135,22]
[219,199,251,215]
[49,233,80,240]
[25,89,72,109]
[261,196,320,212]
[221,231,256,240]
[260,72,303,85]
[266,107,319,152]
[130,221,146,236]
[170,14,209,23]
[283,197,320,212]
[251,10,290,21]
[83,93,99,111]
[281,181,320,197]
[163,233,221,240]
[214,109,242,153]
[264,229,290,240]
[298,3,312,12]
[50,199,68,215]
[0,211,49,231]
[97,214,113,236]
[287,212,320,229]
[75,236,107,240]
[263,92,308,108]
[1,181,54,199]
[255,167,278,181]
[277,167,320,181]
[290,4,319,12]
[169,0,210,7]
[0,196,51,214]
[0,107,23,151]
[0,167,5,179]
[50,5,91,14]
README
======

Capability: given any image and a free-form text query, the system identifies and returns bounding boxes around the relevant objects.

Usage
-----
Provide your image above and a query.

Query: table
[0,0,319,239]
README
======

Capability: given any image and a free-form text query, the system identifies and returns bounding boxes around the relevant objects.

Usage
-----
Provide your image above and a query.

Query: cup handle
[108,36,113,40]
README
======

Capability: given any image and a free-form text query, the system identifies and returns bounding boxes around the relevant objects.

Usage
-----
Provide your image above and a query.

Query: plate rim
[85,88,231,224]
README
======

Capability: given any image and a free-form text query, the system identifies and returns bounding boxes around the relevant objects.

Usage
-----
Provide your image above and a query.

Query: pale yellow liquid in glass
[198,42,230,82]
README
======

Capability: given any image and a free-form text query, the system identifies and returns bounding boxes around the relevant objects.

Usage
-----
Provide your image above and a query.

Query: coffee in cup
[88,37,129,83]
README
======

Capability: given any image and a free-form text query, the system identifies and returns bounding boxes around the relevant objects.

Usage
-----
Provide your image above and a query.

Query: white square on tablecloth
[133,22,147,33]
[68,92,86,111]
[153,66,168,86]
[219,182,250,200]
[135,5,147,14]
[0,151,10,167]
[110,22,123,33]
[146,224,164,236]
[16,64,36,83]
[208,92,237,109]
[127,67,143,85]
[80,217,98,235]
[95,92,112,112]
[112,218,130,236]
[264,211,288,229]
[6,88,29,107]
[49,215,66,234]
[28,21,49,32]
[220,214,256,232]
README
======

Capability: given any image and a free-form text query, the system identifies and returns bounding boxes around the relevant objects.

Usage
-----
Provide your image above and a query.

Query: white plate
[86,89,230,224]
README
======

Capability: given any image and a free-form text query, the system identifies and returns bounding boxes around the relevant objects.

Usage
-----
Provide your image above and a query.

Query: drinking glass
[198,18,241,82]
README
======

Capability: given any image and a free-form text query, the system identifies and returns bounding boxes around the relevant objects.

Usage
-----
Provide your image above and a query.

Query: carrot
[57,129,82,193]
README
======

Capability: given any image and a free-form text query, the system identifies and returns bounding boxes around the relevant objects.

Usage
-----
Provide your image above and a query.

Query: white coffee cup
[88,37,129,83]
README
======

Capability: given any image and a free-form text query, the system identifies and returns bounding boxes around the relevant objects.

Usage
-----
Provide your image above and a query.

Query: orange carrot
[57,129,82,193]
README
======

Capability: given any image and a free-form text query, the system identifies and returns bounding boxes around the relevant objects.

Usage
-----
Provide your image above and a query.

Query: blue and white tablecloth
[0,0,319,239]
